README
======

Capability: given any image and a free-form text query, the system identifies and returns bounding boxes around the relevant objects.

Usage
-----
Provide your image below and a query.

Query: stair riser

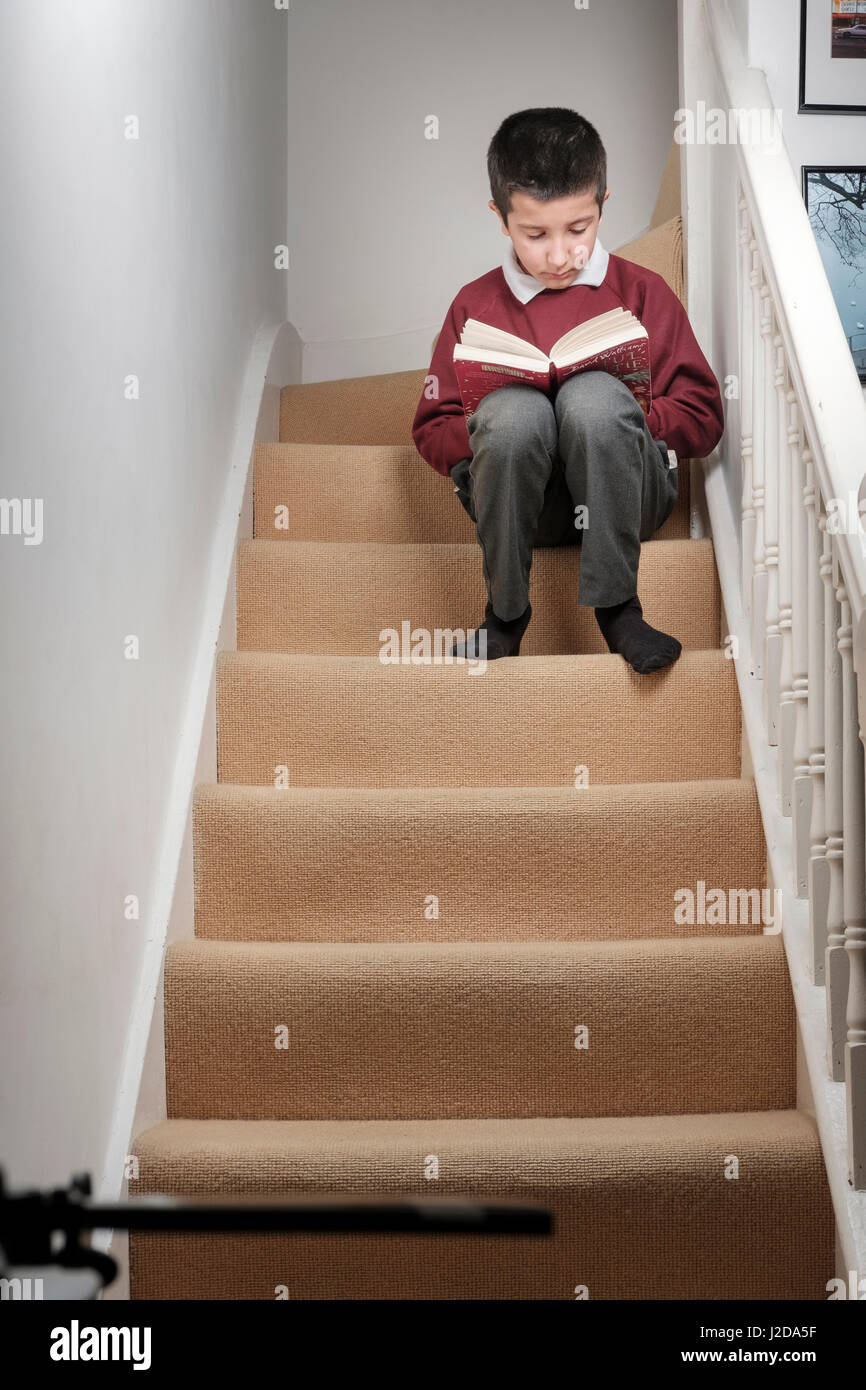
[129,1220,832,1301]
[253,441,690,546]
[192,782,767,942]
[215,652,741,788]
[129,1137,831,1300]
[236,538,719,656]
[164,940,796,1120]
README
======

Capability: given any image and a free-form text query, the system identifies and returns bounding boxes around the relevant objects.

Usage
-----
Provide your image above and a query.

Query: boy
[411,108,724,673]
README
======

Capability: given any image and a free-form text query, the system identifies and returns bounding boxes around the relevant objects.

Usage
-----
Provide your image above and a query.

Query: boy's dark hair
[487,108,607,225]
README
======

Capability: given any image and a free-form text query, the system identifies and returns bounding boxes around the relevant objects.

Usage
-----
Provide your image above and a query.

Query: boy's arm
[411,297,472,478]
[643,276,725,461]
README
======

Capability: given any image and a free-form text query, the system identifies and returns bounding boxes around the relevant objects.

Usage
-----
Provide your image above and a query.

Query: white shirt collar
[501,235,610,304]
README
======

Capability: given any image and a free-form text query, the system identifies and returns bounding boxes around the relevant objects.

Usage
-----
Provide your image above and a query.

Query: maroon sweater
[411,251,724,478]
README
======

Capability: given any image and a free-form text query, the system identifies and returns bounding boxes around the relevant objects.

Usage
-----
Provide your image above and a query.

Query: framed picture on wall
[799,0,866,113]
[802,166,866,379]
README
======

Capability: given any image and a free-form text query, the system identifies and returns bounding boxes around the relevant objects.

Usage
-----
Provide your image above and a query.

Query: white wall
[747,0,866,173]
[287,0,680,382]
[0,0,287,1195]
[727,0,750,56]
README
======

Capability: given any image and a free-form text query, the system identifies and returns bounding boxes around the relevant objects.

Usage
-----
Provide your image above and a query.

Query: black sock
[452,600,532,659]
[594,593,681,673]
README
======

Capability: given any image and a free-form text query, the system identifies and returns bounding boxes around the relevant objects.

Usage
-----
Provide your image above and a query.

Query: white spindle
[762,323,782,744]
[827,574,856,1080]
[807,478,828,982]
[821,529,844,1014]
[751,279,769,677]
[791,413,811,896]
[848,607,866,1188]
[739,195,755,613]
[777,368,795,811]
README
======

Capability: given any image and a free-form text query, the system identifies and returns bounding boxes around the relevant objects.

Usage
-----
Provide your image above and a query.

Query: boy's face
[490,187,610,289]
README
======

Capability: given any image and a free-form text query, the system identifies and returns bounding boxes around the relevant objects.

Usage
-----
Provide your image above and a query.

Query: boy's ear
[488,198,509,233]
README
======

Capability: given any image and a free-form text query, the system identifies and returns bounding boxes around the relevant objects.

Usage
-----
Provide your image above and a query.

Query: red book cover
[553,337,652,415]
[453,358,554,419]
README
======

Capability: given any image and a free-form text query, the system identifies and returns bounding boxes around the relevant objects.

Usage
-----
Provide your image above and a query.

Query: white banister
[688,0,866,1229]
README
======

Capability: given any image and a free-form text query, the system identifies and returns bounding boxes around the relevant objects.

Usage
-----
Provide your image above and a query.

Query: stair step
[237,536,718,655]
[253,441,689,545]
[128,1110,833,1300]
[163,936,794,1121]
[279,367,428,447]
[215,650,741,787]
[193,777,766,942]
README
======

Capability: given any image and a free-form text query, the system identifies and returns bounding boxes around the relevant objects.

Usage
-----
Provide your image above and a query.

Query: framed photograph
[802,166,866,379]
[799,0,866,113]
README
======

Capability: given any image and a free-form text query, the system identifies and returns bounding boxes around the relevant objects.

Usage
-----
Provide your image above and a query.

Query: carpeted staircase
[128,210,835,1300]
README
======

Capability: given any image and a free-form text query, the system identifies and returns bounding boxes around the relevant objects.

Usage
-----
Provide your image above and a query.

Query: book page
[551,309,644,357]
[454,344,552,374]
[457,318,548,362]
[553,323,648,369]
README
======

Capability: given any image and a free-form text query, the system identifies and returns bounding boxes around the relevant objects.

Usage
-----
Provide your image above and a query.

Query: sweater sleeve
[411,295,472,478]
[643,275,725,461]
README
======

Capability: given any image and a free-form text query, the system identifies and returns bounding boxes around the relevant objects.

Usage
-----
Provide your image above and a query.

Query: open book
[453,309,651,420]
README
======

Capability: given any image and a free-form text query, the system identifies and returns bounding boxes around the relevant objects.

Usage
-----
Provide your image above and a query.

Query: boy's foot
[452,600,532,660]
[594,593,681,673]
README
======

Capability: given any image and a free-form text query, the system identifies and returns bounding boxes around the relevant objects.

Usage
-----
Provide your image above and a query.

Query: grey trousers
[450,370,679,617]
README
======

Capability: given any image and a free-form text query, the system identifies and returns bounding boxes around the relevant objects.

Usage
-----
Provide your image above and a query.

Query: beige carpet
[129,215,834,1300]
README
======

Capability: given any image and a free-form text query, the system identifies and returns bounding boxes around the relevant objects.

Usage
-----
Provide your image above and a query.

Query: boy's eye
[527,228,586,240]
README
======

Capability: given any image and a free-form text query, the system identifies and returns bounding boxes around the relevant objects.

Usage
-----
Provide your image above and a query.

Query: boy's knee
[469,384,556,447]
[555,370,643,431]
